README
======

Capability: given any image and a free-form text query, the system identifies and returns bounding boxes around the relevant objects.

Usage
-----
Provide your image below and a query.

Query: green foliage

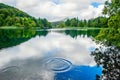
[108,14,120,29]
[56,23,65,28]
[103,0,120,16]
[54,17,108,28]
[0,3,51,28]
[96,0,120,47]
[92,0,120,80]
[36,18,52,29]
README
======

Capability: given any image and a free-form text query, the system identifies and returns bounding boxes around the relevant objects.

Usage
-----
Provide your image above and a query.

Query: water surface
[0,29,102,80]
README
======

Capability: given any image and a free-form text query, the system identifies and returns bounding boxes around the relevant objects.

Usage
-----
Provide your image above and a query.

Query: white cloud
[0,0,106,21]
[79,5,104,20]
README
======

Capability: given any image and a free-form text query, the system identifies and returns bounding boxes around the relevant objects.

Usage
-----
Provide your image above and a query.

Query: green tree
[92,0,120,80]
[56,23,65,28]
[65,19,70,26]
[96,0,120,47]
[78,20,84,27]
[70,18,78,27]
[103,0,120,16]
[0,3,51,29]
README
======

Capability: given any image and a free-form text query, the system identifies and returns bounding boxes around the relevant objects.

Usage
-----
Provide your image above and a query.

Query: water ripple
[45,58,72,73]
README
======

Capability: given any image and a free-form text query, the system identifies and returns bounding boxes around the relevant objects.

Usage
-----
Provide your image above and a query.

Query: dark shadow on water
[91,46,120,79]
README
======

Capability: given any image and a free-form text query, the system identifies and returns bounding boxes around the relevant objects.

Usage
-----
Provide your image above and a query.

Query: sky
[0,0,106,21]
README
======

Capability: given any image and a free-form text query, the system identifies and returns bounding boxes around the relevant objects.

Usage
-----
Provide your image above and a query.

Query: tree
[96,0,120,47]
[65,19,70,26]
[92,0,120,80]
[0,3,51,29]
[78,20,84,27]
[70,18,78,27]
[56,23,65,28]
[103,0,120,16]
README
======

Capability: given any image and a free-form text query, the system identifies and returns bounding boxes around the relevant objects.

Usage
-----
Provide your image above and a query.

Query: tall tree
[93,0,120,80]
[96,0,120,47]
[103,0,120,16]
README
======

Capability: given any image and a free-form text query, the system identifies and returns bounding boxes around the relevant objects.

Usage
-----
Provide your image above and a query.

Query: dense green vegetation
[91,0,120,80]
[0,3,52,29]
[52,17,108,28]
[96,0,120,48]
[0,3,108,29]
[0,29,49,49]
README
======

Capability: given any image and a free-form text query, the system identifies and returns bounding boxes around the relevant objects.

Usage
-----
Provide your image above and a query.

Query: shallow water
[0,29,102,80]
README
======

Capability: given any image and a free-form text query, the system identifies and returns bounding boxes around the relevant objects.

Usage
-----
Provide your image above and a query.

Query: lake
[0,29,102,80]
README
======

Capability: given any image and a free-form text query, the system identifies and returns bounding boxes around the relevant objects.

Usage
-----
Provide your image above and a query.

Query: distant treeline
[0,3,52,29]
[0,3,109,29]
[52,17,108,28]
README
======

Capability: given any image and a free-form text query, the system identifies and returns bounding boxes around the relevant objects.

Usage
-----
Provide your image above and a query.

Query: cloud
[0,0,106,21]
[78,5,104,20]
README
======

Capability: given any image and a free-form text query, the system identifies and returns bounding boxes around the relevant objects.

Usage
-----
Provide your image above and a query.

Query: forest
[0,3,109,29]
[52,17,108,28]
[0,3,52,29]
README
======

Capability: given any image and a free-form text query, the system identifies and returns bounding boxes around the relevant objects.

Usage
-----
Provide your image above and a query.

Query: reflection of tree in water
[65,29,100,38]
[0,29,35,49]
[65,30,78,38]
[91,46,120,80]
[0,29,48,49]
[87,29,100,37]
[35,30,48,37]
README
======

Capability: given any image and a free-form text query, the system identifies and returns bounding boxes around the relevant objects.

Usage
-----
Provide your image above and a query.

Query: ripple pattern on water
[45,58,72,73]
[0,66,21,80]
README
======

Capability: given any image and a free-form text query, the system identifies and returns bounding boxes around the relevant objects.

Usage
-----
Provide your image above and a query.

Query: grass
[52,27,108,30]
[0,26,108,30]
[0,26,24,29]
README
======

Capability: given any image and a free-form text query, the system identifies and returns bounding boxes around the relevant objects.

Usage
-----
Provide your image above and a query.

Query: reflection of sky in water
[0,32,102,80]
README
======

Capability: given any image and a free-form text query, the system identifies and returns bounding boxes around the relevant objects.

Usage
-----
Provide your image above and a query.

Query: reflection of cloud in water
[0,32,96,67]
[0,32,97,79]
[0,58,54,80]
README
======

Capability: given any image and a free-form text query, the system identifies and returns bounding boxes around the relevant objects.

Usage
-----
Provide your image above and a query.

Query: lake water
[0,29,102,80]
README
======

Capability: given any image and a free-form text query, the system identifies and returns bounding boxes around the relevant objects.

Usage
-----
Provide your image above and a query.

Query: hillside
[0,3,51,28]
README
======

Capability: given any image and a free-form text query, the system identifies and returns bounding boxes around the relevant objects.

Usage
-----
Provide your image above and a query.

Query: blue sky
[52,0,60,4]
[0,0,106,21]
[91,2,102,8]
